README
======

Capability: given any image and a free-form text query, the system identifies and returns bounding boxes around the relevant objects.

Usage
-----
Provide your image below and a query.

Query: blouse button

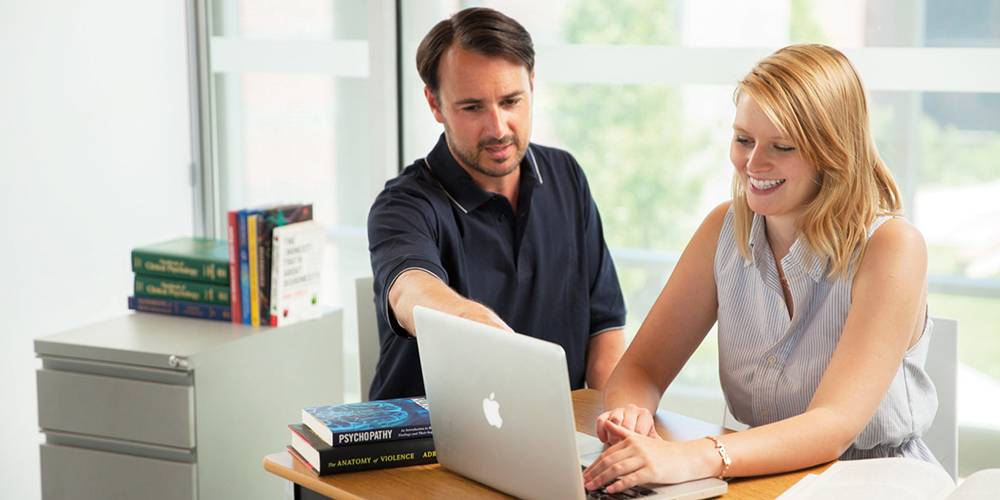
[767,355,777,365]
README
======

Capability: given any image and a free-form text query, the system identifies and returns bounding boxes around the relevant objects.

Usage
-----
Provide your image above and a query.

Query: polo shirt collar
[423,133,541,214]
[747,213,827,283]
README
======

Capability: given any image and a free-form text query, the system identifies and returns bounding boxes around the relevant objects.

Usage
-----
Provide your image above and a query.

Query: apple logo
[482,392,503,428]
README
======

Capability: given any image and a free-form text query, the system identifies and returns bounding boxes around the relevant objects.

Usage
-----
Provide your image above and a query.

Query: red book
[226,210,242,323]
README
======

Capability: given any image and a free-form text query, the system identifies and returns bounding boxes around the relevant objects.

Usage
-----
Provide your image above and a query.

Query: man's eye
[462,105,480,112]
[503,98,521,107]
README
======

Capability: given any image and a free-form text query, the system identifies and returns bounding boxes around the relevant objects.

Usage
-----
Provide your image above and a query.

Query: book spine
[248,214,261,326]
[269,230,281,327]
[128,296,232,322]
[226,210,241,323]
[131,250,228,285]
[300,438,437,475]
[237,210,254,324]
[256,215,269,325]
[330,424,433,446]
[134,275,231,305]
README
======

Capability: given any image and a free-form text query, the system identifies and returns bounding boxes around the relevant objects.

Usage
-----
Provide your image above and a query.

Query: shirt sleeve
[367,183,449,338]
[572,155,627,336]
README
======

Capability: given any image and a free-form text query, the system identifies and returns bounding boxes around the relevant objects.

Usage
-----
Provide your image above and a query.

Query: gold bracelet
[704,436,731,479]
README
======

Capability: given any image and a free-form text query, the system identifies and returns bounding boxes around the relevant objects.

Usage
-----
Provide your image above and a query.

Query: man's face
[425,45,533,180]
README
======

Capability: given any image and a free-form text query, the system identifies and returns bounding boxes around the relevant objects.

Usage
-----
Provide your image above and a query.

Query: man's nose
[484,106,507,139]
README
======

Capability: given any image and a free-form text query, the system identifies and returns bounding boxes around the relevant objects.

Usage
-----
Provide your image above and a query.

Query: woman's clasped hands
[584,404,712,494]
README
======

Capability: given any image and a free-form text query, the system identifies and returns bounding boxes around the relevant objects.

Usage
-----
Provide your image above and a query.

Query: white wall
[0,1,194,498]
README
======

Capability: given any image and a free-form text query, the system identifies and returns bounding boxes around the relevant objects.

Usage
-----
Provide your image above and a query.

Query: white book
[779,458,1000,500]
[268,220,325,327]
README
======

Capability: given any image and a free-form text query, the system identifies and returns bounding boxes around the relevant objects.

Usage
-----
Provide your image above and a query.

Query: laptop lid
[414,306,728,500]
[415,306,586,500]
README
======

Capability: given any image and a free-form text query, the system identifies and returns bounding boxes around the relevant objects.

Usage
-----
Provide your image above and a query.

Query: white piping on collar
[527,145,543,185]
[422,157,469,214]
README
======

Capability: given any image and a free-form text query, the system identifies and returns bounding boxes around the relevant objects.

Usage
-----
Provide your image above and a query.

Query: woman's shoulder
[707,200,733,225]
[868,217,925,250]
[690,201,734,254]
[860,217,927,272]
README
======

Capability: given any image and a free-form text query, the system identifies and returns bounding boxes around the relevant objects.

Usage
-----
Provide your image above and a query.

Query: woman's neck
[764,214,797,262]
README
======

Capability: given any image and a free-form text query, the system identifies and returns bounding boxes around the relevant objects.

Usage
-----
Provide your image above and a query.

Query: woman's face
[730,93,821,221]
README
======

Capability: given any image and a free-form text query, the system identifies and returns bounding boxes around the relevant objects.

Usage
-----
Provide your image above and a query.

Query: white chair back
[355,276,379,402]
[924,316,958,480]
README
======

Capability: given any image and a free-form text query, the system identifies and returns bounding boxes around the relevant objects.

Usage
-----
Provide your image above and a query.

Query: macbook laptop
[414,306,728,500]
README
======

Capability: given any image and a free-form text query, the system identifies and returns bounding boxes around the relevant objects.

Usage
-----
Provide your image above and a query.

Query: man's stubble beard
[443,122,527,178]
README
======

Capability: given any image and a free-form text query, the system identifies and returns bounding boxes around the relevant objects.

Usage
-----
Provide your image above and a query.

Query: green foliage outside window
[547,0,720,389]
[548,0,714,253]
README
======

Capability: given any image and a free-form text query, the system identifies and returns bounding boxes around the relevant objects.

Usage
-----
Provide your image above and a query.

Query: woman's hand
[594,404,660,444]
[583,421,706,493]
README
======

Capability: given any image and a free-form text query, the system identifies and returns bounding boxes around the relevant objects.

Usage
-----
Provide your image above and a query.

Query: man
[367,7,626,400]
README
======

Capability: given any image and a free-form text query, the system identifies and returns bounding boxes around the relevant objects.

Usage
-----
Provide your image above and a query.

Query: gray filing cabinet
[35,310,344,500]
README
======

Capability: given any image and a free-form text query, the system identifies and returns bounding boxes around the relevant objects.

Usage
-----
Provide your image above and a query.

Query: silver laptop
[414,306,727,500]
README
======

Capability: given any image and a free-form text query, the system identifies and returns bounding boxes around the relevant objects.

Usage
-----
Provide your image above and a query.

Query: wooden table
[263,389,833,500]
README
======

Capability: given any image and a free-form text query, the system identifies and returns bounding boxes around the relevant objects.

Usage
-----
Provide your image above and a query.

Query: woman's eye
[774,144,796,152]
[735,136,752,146]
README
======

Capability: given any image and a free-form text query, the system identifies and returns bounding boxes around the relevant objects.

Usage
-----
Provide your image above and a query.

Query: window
[196,0,397,311]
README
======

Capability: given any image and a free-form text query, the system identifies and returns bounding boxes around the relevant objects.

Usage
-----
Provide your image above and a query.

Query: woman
[583,44,938,494]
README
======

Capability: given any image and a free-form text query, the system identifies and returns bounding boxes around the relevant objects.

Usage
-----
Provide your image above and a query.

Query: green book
[131,237,229,285]
[134,275,231,306]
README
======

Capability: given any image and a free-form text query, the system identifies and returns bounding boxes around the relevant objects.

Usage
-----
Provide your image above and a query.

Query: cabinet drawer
[40,443,195,500]
[37,368,194,448]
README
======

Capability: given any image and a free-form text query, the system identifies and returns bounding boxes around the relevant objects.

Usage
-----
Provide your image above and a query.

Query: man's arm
[585,329,625,391]
[388,269,513,336]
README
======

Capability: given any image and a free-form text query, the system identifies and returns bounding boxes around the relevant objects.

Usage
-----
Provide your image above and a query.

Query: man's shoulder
[528,142,578,166]
[371,161,449,213]
[378,161,437,197]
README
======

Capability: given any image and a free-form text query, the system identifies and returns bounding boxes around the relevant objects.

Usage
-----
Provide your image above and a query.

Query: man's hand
[389,269,513,335]
[453,302,514,332]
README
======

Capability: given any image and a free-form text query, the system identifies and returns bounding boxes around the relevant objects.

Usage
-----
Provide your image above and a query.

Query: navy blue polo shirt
[367,134,626,400]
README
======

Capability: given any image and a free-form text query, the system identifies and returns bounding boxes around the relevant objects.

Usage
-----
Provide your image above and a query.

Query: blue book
[237,205,275,324]
[127,295,232,322]
[302,397,432,447]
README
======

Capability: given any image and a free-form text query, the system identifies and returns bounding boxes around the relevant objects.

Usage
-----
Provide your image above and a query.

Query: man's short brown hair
[416,7,535,96]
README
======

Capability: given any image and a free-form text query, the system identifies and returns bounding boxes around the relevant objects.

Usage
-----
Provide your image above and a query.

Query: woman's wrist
[703,436,732,479]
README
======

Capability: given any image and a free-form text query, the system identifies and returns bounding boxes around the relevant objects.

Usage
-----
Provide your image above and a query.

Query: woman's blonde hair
[732,43,902,280]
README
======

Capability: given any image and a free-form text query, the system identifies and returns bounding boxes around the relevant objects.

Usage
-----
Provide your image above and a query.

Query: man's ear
[530,71,535,92]
[424,86,444,124]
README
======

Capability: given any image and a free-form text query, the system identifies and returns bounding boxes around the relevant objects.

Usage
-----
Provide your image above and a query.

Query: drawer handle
[168,355,189,369]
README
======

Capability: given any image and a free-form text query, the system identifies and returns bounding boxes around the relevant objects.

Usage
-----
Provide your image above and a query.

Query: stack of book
[227,203,324,327]
[128,237,233,322]
[288,397,436,475]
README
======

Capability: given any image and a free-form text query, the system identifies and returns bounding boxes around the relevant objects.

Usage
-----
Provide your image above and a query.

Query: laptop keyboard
[585,484,658,499]
[582,466,658,499]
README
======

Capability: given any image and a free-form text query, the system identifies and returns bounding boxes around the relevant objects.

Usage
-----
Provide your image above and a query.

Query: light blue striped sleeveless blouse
[715,207,939,462]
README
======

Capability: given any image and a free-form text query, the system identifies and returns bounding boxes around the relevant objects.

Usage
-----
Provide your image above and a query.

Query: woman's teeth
[750,178,785,190]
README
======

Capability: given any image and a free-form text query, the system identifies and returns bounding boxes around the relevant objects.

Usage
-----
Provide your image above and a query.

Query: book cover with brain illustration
[302,397,432,447]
